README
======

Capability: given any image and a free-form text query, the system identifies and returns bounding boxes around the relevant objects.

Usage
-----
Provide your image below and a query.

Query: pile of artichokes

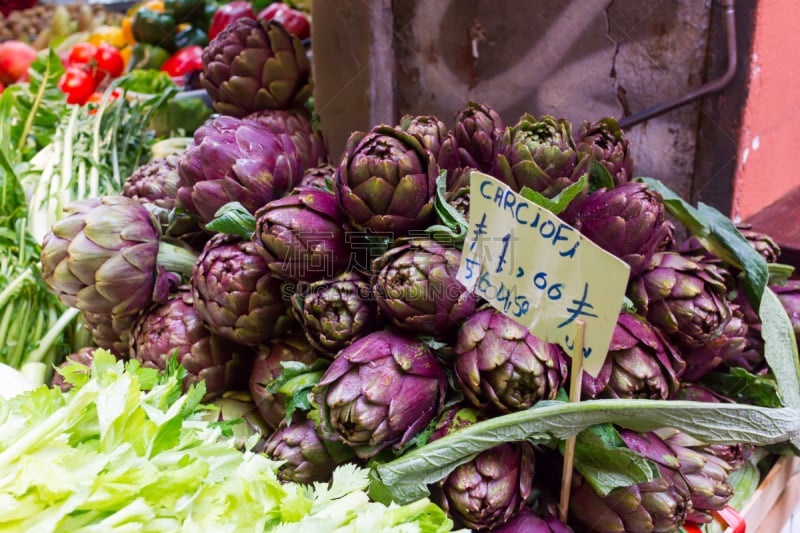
[38,16,800,533]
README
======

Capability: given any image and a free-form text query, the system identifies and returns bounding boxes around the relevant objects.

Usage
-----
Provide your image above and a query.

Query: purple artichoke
[629,252,733,350]
[490,510,573,533]
[129,289,253,400]
[176,115,304,223]
[737,223,781,263]
[572,182,673,276]
[681,304,749,381]
[299,163,335,190]
[122,153,180,213]
[335,126,438,236]
[192,232,294,346]
[452,101,506,178]
[398,114,460,173]
[254,186,351,282]
[81,311,137,358]
[581,312,684,400]
[292,271,377,355]
[51,347,96,392]
[772,279,800,340]
[576,117,634,187]
[201,17,312,117]
[246,109,329,171]
[454,309,567,413]
[445,183,471,220]
[314,330,446,458]
[371,239,479,337]
[262,416,340,483]
[248,336,318,430]
[495,114,589,198]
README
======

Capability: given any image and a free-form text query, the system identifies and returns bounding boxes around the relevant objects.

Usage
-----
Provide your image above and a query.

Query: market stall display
[0,4,799,532]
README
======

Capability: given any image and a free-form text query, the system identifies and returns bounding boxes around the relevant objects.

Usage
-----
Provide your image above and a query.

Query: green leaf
[373,399,800,504]
[702,368,783,408]
[519,172,588,215]
[426,171,467,245]
[570,424,659,496]
[205,201,257,239]
[13,49,67,157]
[769,263,795,285]
[266,360,330,421]
[589,160,615,191]
[760,287,800,414]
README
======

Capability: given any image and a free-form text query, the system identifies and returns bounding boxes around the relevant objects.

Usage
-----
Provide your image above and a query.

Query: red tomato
[209,1,256,40]
[160,45,203,78]
[58,67,97,105]
[93,43,124,83]
[67,42,97,66]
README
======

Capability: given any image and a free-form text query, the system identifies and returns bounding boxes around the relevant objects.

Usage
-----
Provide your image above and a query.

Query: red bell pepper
[209,1,256,40]
[257,3,310,40]
[161,45,204,78]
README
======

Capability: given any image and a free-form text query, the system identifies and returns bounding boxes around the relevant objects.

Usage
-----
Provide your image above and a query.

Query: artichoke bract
[192,232,294,346]
[398,114,460,173]
[335,126,438,236]
[453,309,567,413]
[429,404,535,531]
[254,186,350,282]
[629,252,733,350]
[453,101,506,178]
[372,239,479,337]
[248,336,318,430]
[262,416,340,484]
[176,115,304,224]
[246,109,328,171]
[292,271,377,355]
[129,289,254,400]
[495,114,588,197]
[576,117,634,187]
[299,163,336,190]
[40,196,186,317]
[314,330,446,459]
[572,182,672,276]
[201,17,312,117]
[581,312,684,400]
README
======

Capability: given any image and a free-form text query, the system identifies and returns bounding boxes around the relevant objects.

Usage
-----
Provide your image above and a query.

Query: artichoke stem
[157,241,199,276]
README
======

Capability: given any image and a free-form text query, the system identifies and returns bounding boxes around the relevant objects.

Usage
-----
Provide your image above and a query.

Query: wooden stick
[559,319,586,524]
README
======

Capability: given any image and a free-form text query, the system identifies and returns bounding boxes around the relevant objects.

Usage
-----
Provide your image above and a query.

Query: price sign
[456,172,630,377]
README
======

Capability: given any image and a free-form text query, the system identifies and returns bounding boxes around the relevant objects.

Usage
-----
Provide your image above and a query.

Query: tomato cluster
[58,43,125,105]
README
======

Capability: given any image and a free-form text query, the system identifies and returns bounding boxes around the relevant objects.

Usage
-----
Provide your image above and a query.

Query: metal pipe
[619,0,737,129]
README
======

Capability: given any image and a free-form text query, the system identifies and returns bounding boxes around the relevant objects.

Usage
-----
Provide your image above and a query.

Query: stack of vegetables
[3,13,800,533]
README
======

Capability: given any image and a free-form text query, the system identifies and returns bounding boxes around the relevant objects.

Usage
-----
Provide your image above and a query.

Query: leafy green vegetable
[425,171,468,245]
[703,368,783,408]
[0,350,457,532]
[519,172,588,215]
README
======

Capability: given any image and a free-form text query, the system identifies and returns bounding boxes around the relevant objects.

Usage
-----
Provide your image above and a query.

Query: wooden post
[559,319,586,524]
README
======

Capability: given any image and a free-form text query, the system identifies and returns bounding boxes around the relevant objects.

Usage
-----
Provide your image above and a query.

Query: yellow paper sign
[456,172,631,377]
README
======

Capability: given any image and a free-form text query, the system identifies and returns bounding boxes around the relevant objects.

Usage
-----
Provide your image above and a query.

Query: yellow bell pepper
[88,25,126,48]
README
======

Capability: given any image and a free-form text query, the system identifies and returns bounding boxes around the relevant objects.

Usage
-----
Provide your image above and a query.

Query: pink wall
[733,0,800,221]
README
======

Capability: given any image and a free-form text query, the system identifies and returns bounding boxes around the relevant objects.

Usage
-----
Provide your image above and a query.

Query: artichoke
[40,196,193,317]
[576,117,634,187]
[429,405,535,531]
[372,239,479,337]
[192,232,294,346]
[254,186,351,282]
[248,336,318,430]
[314,330,446,458]
[445,184,471,220]
[452,101,506,178]
[629,252,733,350]
[292,271,377,355]
[398,114,460,173]
[581,312,683,400]
[572,182,673,276]
[453,309,567,413]
[122,153,181,213]
[81,311,137,358]
[201,17,312,117]
[261,416,341,483]
[299,163,336,190]
[681,304,749,381]
[490,510,573,533]
[176,115,304,224]
[736,223,781,263]
[772,279,800,340]
[495,114,588,197]
[246,109,328,170]
[203,390,271,451]
[335,126,438,235]
[51,347,95,392]
[129,289,254,400]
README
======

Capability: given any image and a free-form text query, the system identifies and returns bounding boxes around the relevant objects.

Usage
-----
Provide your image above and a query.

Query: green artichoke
[192,232,294,346]
[629,252,733,350]
[582,312,683,400]
[246,109,329,171]
[453,101,506,178]
[129,289,254,400]
[454,309,567,413]
[254,186,351,282]
[495,114,588,197]
[335,126,438,235]
[292,271,377,356]
[201,17,312,117]
[371,239,479,337]
[176,115,305,224]
[314,330,446,458]
[261,415,341,484]
[576,117,634,187]
[248,336,318,430]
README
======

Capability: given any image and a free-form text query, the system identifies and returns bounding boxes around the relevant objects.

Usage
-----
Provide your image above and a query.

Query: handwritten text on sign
[456,173,630,377]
